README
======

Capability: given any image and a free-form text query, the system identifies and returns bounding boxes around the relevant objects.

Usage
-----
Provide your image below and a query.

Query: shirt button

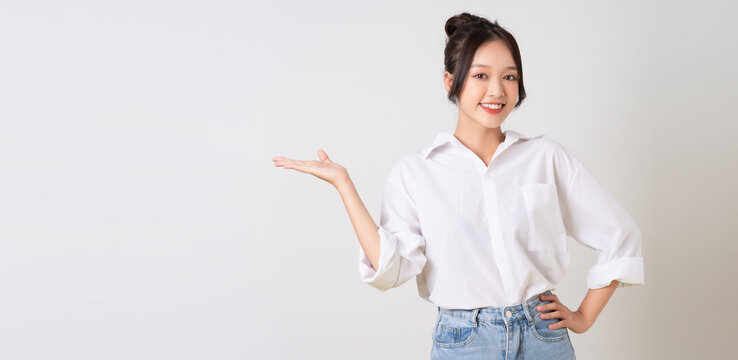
[505,310,512,318]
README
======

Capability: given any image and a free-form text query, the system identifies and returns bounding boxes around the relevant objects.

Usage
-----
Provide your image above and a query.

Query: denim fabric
[430,290,576,359]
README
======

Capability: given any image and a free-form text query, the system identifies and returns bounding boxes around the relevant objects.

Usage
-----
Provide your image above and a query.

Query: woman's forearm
[334,176,381,271]
[577,280,619,327]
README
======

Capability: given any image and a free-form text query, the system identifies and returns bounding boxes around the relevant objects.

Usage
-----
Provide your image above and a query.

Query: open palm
[272,149,349,186]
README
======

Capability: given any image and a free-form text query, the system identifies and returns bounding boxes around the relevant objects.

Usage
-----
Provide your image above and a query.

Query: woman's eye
[474,74,517,80]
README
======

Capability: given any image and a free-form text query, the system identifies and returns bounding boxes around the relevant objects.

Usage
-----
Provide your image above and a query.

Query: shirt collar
[421,129,546,159]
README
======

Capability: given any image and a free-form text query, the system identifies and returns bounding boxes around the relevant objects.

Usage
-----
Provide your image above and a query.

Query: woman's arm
[334,177,381,271]
[577,280,619,329]
[274,150,426,290]
[272,149,381,271]
[538,280,619,334]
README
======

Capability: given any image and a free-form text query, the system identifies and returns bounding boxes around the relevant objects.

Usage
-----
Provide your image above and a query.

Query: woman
[272,12,644,360]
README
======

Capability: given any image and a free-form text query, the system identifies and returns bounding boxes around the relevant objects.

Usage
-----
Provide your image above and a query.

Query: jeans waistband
[437,289,554,324]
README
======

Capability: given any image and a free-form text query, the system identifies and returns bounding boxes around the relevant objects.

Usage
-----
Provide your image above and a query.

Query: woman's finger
[283,161,312,173]
[318,149,333,163]
[541,310,564,319]
[549,319,568,330]
[274,160,294,168]
[275,159,304,167]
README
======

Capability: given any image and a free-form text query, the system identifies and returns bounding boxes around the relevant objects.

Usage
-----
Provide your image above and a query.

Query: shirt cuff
[586,256,644,289]
[358,227,401,291]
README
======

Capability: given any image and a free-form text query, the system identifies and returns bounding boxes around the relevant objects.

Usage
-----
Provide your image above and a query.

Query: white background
[1,0,736,359]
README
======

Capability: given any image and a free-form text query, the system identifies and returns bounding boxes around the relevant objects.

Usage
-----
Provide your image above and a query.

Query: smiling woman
[273,10,644,360]
[443,14,526,110]
[443,19,525,140]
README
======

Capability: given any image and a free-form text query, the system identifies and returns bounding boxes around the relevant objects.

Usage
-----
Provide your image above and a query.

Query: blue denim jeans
[430,290,576,359]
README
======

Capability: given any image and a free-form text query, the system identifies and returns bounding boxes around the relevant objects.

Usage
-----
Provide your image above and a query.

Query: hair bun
[444,12,490,37]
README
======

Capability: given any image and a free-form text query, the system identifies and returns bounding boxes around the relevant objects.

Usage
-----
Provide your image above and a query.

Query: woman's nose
[486,79,504,96]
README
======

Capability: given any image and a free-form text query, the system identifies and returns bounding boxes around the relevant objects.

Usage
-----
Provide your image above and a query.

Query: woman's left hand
[537,293,592,334]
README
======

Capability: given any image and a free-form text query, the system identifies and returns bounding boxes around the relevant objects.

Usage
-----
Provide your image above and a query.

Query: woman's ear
[443,71,453,93]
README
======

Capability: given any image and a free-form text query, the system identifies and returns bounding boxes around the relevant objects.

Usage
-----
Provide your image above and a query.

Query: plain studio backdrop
[1,0,736,359]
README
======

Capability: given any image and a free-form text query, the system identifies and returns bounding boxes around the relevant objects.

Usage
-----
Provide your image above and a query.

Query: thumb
[317,149,332,163]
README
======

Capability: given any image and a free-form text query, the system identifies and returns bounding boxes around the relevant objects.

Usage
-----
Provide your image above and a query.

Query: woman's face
[445,40,520,130]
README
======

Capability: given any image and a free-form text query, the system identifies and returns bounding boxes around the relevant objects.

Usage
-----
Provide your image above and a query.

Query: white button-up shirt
[358,129,645,309]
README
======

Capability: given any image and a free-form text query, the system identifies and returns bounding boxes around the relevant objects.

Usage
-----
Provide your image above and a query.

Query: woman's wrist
[333,174,353,192]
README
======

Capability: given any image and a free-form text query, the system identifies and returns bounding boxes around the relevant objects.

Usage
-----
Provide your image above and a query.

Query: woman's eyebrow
[471,64,518,71]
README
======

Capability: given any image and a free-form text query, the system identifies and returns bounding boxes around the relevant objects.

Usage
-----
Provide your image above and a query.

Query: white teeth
[481,103,503,109]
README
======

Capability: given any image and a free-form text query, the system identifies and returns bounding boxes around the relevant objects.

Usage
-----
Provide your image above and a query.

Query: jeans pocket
[530,301,569,342]
[520,183,567,253]
[432,313,476,348]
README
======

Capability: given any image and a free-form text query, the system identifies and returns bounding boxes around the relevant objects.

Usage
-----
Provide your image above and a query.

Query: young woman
[272,12,644,360]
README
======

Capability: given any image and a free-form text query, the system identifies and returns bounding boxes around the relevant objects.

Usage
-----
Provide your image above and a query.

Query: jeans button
[505,310,512,318]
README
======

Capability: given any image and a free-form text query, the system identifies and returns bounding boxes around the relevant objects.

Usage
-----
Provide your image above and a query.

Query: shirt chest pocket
[520,183,568,253]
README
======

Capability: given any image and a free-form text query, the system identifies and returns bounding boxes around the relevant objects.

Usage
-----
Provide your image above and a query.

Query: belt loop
[523,296,534,325]
[471,308,479,327]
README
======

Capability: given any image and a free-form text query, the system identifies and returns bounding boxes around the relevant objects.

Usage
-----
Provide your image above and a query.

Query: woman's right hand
[272,149,350,187]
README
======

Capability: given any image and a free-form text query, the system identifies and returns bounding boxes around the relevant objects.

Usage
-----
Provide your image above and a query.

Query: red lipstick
[479,103,504,114]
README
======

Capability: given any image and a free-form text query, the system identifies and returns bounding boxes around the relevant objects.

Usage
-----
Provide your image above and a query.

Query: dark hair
[444,12,526,108]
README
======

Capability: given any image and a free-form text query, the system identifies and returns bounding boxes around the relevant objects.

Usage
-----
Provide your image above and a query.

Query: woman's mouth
[479,103,504,114]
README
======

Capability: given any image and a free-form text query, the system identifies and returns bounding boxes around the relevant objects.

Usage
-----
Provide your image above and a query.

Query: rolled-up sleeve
[358,159,427,291]
[554,145,645,290]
